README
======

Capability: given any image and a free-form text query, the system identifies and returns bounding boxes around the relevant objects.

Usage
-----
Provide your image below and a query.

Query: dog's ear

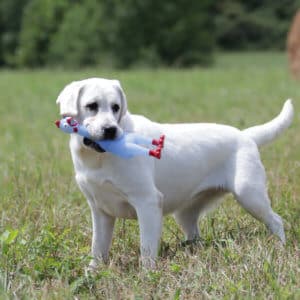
[113,80,128,122]
[56,81,84,117]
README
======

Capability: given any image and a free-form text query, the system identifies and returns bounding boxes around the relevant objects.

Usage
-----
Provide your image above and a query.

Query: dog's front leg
[132,191,163,269]
[89,206,115,269]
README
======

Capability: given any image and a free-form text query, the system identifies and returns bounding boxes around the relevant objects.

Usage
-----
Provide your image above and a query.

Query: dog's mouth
[83,137,106,153]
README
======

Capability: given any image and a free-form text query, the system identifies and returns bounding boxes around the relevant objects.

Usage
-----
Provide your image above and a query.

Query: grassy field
[0,52,299,299]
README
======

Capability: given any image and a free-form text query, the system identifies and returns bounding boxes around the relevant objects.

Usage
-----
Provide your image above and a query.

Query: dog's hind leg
[174,206,201,241]
[234,186,285,243]
[230,150,285,244]
[174,190,224,242]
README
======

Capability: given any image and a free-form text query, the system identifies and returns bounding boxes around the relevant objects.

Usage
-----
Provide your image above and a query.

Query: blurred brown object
[287,11,300,79]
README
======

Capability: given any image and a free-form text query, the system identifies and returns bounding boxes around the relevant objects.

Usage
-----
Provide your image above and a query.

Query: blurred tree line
[0,0,299,68]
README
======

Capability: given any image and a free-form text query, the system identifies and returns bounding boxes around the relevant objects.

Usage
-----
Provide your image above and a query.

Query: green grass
[0,52,299,299]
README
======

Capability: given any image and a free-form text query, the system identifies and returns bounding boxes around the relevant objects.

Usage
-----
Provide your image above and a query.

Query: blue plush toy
[55,117,164,159]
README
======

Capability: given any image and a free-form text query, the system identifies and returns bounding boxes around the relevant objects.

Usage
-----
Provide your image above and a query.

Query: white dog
[56,78,294,268]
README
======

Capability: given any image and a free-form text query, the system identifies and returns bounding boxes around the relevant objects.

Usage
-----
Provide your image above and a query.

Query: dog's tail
[243,99,294,147]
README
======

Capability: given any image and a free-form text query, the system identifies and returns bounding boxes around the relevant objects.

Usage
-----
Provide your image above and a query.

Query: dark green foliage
[0,0,29,66]
[108,0,215,68]
[2,0,217,68]
[48,0,105,67]
[215,0,300,50]
[0,0,300,68]
[17,0,71,67]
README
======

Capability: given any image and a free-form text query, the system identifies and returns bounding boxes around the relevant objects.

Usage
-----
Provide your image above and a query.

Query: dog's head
[56,78,128,141]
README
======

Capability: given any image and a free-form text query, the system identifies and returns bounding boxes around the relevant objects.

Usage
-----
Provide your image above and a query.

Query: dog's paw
[84,260,99,276]
[140,256,157,270]
[180,237,204,247]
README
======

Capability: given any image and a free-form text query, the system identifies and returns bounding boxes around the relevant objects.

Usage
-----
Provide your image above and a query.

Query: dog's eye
[112,104,120,113]
[86,102,98,111]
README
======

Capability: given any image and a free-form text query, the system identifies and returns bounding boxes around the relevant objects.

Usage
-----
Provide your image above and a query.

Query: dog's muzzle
[83,137,106,153]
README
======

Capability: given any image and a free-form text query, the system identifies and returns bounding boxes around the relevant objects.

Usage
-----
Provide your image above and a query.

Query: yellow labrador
[56,78,294,268]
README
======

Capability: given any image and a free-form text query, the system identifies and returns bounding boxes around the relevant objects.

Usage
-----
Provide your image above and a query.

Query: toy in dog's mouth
[83,137,106,153]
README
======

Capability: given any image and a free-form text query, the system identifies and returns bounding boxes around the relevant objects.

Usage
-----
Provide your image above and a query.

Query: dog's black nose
[103,126,117,140]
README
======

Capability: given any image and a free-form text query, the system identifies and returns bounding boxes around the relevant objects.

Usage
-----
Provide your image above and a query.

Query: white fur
[56,78,294,268]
